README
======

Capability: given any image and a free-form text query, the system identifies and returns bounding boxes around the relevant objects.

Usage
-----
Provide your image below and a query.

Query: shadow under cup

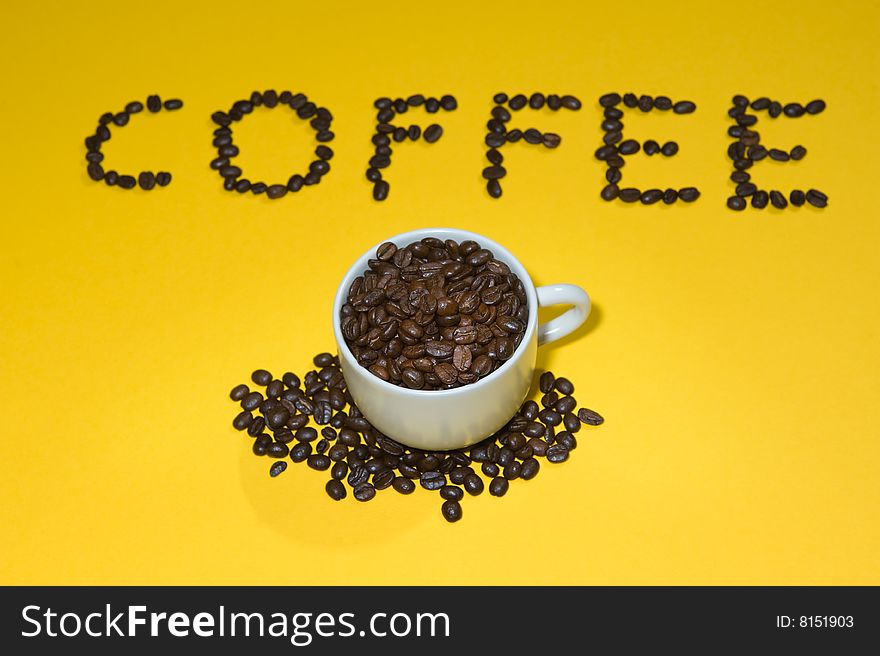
[332,227,587,451]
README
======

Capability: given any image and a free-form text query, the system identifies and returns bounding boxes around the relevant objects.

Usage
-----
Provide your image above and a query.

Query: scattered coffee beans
[83,94,181,190]
[340,237,528,389]
[229,355,603,522]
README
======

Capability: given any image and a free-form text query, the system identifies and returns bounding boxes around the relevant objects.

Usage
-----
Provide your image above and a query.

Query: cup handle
[536,284,591,346]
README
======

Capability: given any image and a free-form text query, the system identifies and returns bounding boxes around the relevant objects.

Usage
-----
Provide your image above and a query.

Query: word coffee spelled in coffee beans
[229,354,603,522]
[367,94,457,201]
[341,238,528,389]
[725,94,827,211]
[483,92,581,198]
[594,92,699,205]
[210,90,334,198]
[84,94,180,190]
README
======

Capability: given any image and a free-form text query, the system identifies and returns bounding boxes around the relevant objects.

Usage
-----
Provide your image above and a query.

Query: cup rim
[332,227,538,398]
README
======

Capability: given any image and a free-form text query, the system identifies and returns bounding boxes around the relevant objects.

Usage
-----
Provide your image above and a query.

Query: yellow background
[1,0,878,585]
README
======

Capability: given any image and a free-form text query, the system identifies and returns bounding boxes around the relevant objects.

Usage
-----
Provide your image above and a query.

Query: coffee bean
[156,172,172,186]
[425,97,440,113]
[125,101,144,113]
[768,101,782,118]
[164,98,183,111]
[508,94,527,110]
[768,149,790,162]
[637,94,653,112]
[233,410,253,430]
[326,479,347,501]
[751,190,769,208]
[805,99,826,115]
[599,92,621,107]
[546,444,569,463]
[117,175,136,189]
[790,145,807,160]
[673,100,696,114]
[269,461,287,477]
[267,442,289,458]
[654,95,672,110]
[678,187,700,203]
[727,196,747,211]
[806,189,828,208]
[440,485,464,501]
[267,184,288,199]
[662,188,678,204]
[441,499,462,522]
[731,171,750,183]
[736,182,757,197]
[230,384,249,401]
[618,140,640,155]
[488,476,509,496]
[236,178,252,193]
[420,471,446,490]
[769,190,787,209]
[423,124,443,143]
[619,187,641,203]
[661,141,678,157]
[373,180,390,201]
[790,190,806,206]
[561,95,581,110]
[520,458,540,480]
[641,189,663,204]
[783,103,804,117]
[578,408,604,425]
[87,162,104,181]
[307,454,331,471]
[147,95,161,112]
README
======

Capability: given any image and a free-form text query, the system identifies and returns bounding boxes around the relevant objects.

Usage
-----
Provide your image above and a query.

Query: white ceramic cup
[332,227,590,451]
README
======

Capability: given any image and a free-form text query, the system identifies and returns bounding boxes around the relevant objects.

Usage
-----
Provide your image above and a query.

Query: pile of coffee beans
[341,237,528,389]
[594,92,700,205]
[84,94,181,189]
[211,90,334,198]
[483,92,581,198]
[230,355,604,522]
[725,95,828,210]
[366,94,457,201]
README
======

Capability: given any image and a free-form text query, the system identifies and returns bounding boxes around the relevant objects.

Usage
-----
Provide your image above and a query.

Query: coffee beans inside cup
[229,354,604,522]
[340,237,528,390]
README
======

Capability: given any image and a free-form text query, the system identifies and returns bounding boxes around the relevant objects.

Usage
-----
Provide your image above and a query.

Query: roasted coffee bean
[326,479,347,500]
[578,408,604,425]
[420,471,446,490]
[654,95,672,110]
[267,442,289,458]
[520,458,540,480]
[373,180,390,201]
[482,165,506,180]
[241,391,263,411]
[441,499,462,522]
[736,182,757,197]
[561,95,581,110]
[599,92,621,107]
[641,189,663,204]
[373,469,395,490]
[488,476,509,496]
[147,94,162,112]
[619,188,641,202]
[486,180,502,198]
[678,187,700,202]
[232,410,253,430]
[731,171,750,183]
[790,189,806,206]
[267,184,287,199]
[769,190,788,209]
[163,98,183,111]
[783,103,804,118]
[751,190,769,208]
[125,100,144,114]
[542,133,561,148]
[546,444,569,463]
[727,195,747,211]
[673,100,696,114]
[440,485,464,501]
[618,140,640,155]
[230,384,249,401]
[805,99,826,115]
[392,476,415,494]
[662,188,678,204]
[643,140,660,156]
[481,461,500,477]
[87,162,104,181]
[424,124,443,143]
[661,141,678,156]
[768,101,782,118]
[117,175,136,189]
[269,461,287,477]
[523,129,542,144]
[768,148,789,162]
[790,145,807,160]
[806,189,828,208]
[601,184,619,201]
[306,454,330,470]
[503,461,522,480]
[289,442,311,462]
[606,168,622,184]
[252,369,272,385]
[637,94,653,112]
